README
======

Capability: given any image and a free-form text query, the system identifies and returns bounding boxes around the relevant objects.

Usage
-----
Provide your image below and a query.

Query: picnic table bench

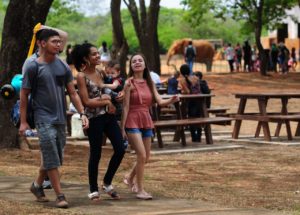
[154,117,232,148]
[232,92,300,141]
[160,107,229,116]
[153,94,233,147]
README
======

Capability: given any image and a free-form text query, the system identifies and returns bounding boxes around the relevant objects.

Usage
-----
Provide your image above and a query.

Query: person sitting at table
[167,71,180,95]
[194,71,211,108]
[179,64,202,142]
[150,71,162,88]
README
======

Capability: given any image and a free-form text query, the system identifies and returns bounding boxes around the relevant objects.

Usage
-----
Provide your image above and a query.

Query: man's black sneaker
[30,182,49,202]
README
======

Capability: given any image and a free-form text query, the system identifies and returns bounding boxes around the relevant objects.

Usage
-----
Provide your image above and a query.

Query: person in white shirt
[150,71,162,87]
[225,43,235,72]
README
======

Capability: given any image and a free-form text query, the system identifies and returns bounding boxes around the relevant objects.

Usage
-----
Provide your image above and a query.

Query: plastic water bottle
[25,129,35,137]
[124,139,128,149]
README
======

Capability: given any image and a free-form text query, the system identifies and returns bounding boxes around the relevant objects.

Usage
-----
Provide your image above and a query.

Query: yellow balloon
[27,23,42,58]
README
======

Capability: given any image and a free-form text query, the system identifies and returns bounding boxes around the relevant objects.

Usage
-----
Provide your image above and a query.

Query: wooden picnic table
[155,94,216,146]
[157,87,181,95]
[232,92,300,141]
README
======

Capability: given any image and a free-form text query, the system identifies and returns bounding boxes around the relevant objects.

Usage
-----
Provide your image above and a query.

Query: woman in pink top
[121,54,178,200]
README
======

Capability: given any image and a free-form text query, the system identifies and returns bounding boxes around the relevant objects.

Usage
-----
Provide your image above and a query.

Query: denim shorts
[36,123,66,170]
[126,128,153,138]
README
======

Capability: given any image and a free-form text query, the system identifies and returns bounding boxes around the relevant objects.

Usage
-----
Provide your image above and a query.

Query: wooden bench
[268,114,300,137]
[207,107,229,115]
[231,113,300,140]
[154,117,233,148]
[160,107,229,115]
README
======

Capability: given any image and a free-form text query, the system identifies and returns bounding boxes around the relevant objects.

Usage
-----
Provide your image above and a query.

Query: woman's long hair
[71,43,95,72]
[128,53,155,100]
[180,64,192,88]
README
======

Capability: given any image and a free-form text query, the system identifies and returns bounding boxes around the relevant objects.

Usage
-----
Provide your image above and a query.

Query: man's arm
[66,82,89,129]
[19,88,31,136]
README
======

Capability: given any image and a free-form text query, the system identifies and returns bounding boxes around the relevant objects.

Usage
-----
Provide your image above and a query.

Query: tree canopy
[181,0,299,75]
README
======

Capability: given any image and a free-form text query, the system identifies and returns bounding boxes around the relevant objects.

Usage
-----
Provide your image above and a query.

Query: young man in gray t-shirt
[19,29,89,208]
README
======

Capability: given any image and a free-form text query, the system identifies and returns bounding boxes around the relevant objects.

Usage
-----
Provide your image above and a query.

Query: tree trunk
[111,0,129,77]
[0,0,53,148]
[255,0,267,76]
[125,0,161,74]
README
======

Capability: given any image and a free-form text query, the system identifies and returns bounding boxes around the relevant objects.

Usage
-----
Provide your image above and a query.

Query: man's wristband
[80,113,87,118]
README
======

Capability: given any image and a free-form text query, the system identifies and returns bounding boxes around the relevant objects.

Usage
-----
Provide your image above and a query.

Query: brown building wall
[284,38,300,51]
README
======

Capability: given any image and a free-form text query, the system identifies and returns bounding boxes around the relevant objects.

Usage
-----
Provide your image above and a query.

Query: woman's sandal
[123,177,138,193]
[136,191,153,200]
[102,184,121,200]
[88,191,100,201]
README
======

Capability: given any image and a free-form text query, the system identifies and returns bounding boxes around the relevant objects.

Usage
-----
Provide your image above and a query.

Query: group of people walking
[223,41,259,73]
[19,28,179,208]
[223,41,299,73]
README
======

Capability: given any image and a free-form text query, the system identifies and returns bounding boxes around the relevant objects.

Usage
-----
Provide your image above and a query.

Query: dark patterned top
[84,72,106,119]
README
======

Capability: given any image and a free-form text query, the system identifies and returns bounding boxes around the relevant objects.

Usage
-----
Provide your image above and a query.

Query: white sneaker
[88,191,100,200]
[42,180,52,189]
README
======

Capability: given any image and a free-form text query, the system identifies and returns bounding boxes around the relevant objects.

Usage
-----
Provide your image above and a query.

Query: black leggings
[87,114,125,193]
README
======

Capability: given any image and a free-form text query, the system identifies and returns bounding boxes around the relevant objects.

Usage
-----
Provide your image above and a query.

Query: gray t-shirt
[22,57,73,124]
[22,53,38,76]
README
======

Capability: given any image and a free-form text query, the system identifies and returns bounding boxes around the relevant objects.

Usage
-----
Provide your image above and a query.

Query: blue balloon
[11,74,23,94]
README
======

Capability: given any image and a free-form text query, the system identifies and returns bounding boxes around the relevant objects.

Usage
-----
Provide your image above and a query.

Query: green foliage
[181,0,299,33]
[47,0,82,27]
[0,0,249,53]
[0,0,7,43]
[115,7,247,53]
[46,0,110,46]
[0,9,4,32]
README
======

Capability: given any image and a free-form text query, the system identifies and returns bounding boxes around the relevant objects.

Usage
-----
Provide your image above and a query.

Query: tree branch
[123,0,129,7]
[139,0,147,34]
[126,0,143,42]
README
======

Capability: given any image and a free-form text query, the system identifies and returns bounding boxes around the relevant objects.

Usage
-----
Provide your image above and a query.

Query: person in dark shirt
[167,71,180,95]
[243,40,252,72]
[194,71,211,108]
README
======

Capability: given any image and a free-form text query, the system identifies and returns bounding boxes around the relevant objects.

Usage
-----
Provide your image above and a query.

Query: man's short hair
[38,29,60,42]
[36,29,44,41]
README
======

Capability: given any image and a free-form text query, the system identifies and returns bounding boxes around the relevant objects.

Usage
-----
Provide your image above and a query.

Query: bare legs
[35,164,62,196]
[126,133,152,198]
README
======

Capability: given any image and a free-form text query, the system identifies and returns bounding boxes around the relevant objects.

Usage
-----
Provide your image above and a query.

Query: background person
[167,71,180,95]
[194,71,211,108]
[98,41,111,65]
[242,40,252,72]
[179,64,202,142]
[150,70,162,88]
[184,40,197,74]
[224,43,235,73]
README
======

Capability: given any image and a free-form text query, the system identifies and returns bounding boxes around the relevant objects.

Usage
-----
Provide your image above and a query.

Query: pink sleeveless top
[125,79,154,129]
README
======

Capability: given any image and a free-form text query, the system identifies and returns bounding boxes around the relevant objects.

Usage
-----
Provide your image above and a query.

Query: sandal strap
[102,185,114,193]
[110,191,119,198]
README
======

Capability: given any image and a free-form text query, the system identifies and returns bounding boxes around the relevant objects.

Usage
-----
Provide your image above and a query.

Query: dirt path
[1,71,300,214]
